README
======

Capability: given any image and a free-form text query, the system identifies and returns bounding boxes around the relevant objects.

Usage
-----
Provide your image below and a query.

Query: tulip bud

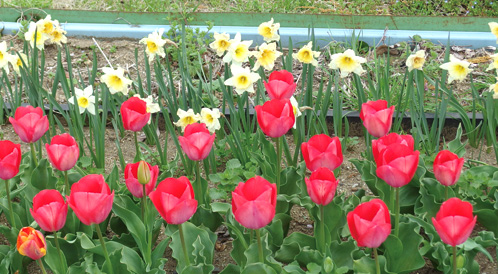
[137,160,151,185]
[323,257,334,273]
[17,227,47,260]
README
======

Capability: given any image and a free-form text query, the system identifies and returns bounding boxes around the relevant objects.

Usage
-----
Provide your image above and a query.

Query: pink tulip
[255,99,295,138]
[372,133,414,166]
[0,140,21,180]
[178,123,216,161]
[124,161,159,198]
[359,100,394,138]
[264,70,296,100]
[121,97,150,132]
[432,198,476,246]
[30,189,68,232]
[305,167,339,206]
[433,150,464,186]
[301,134,343,171]
[45,133,79,171]
[347,199,391,248]
[9,105,49,143]
[375,143,420,188]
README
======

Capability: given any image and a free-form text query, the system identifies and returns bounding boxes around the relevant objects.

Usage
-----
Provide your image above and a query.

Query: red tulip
[432,198,476,246]
[232,176,277,229]
[433,150,464,187]
[347,199,391,248]
[45,133,79,171]
[149,176,198,225]
[372,133,414,166]
[301,134,343,172]
[305,167,339,206]
[359,100,394,138]
[264,70,296,100]
[9,105,49,143]
[255,99,295,138]
[124,161,159,198]
[67,174,114,226]
[120,97,151,132]
[30,189,68,232]
[178,123,215,161]
[17,227,47,260]
[0,140,21,180]
[376,143,420,188]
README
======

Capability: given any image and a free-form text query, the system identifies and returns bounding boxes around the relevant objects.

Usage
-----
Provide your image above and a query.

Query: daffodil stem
[394,187,400,238]
[256,229,264,264]
[64,171,70,196]
[195,161,205,205]
[95,224,113,274]
[37,259,48,274]
[134,132,141,160]
[179,223,191,266]
[275,137,282,194]
[4,179,16,229]
[373,248,380,274]
[452,245,457,274]
[53,232,67,271]
[319,204,326,254]
[30,142,38,167]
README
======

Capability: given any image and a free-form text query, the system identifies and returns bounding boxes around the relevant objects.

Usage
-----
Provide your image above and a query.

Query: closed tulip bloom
[149,177,198,225]
[301,134,343,172]
[432,198,476,246]
[305,167,339,206]
[9,105,49,143]
[124,161,159,198]
[232,176,277,230]
[255,99,295,138]
[30,189,68,232]
[372,133,414,166]
[17,227,47,260]
[178,123,216,161]
[433,150,464,187]
[121,97,151,132]
[45,133,79,171]
[359,100,395,138]
[67,174,114,226]
[347,199,391,248]
[0,140,21,180]
[264,70,296,100]
[376,143,420,188]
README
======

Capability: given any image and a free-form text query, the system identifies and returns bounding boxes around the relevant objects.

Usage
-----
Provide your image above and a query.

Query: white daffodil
[329,49,366,78]
[0,41,13,74]
[223,33,253,65]
[209,32,231,57]
[133,94,160,124]
[174,109,201,131]
[100,66,133,95]
[252,42,282,71]
[490,77,498,99]
[9,52,28,76]
[406,50,426,72]
[25,22,48,50]
[293,41,320,66]
[68,86,96,115]
[139,28,167,62]
[489,22,498,44]
[290,96,302,129]
[439,55,473,84]
[200,108,221,133]
[49,27,67,46]
[258,18,280,43]
[36,15,59,35]
[224,64,261,95]
[486,53,498,71]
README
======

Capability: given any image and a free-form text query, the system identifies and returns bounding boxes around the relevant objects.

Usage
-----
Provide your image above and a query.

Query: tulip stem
[195,161,205,205]
[37,259,48,274]
[142,184,152,265]
[452,245,457,274]
[445,186,448,201]
[256,229,264,263]
[134,132,141,160]
[30,142,38,167]
[53,232,67,271]
[4,179,16,228]
[275,137,282,193]
[95,224,113,274]
[319,204,326,254]
[373,248,380,274]
[394,187,400,237]
[178,223,191,266]
[64,171,70,196]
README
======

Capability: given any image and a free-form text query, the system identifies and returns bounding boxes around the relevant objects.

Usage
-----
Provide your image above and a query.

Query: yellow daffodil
[209,32,231,57]
[439,55,473,84]
[139,29,168,62]
[292,41,320,66]
[10,52,28,76]
[36,15,58,35]
[490,77,498,99]
[68,86,96,115]
[49,27,67,46]
[258,18,280,43]
[0,41,13,74]
[486,53,498,71]
[25,22,48,50]
[489,22,498,43]
[290,96,302,129]
[174,109,201,131]
[100,67,133,95]
[329,49,366,78]
[200,108,221,133]
[252,42,282,71]
[406,50,426,72]
[224,64,261,95]
[223,33,253,65]
[133,94,160,124]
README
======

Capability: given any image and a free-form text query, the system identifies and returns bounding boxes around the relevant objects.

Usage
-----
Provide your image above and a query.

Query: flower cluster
[25,15,67,49]
[174,108,220,133]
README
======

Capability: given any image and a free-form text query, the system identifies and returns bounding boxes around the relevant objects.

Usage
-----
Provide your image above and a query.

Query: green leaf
[384,221,425,273]
[242,263,278,274]
[226,159,242,169]
[275,232,316,263]
[190,205,223,232]
[353,255,392,274]
[107,246,145,274]
[44,239,67,274]
[30,159,57,190]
